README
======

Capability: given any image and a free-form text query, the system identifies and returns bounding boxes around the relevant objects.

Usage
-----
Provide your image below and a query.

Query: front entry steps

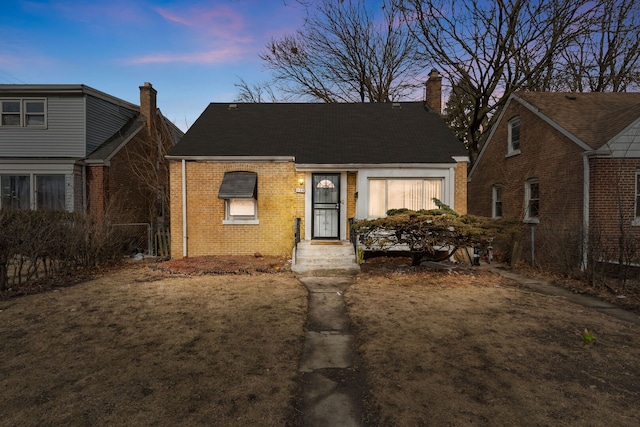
[292,240,360,276]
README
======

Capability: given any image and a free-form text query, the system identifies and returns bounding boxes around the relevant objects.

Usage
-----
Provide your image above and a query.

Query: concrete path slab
[308,292,349,330]
[297,275,373,426]
[300,331,354,372]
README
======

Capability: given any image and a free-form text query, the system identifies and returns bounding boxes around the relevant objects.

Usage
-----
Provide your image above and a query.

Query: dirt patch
[157,255,291,275]
[348,260,640,426]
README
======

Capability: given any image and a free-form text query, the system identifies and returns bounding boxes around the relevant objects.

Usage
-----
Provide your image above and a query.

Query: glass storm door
[312,173,340,239]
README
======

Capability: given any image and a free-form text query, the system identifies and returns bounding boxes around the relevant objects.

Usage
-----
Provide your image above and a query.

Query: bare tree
[234,78,282,103]
[553,0,640,92]
[260,0,425,102]
[399,0,597,163]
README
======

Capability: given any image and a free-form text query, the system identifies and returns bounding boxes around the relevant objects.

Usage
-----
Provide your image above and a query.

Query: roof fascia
[516,95,592,151]
[468,95,515,178]
[0,84,139,112]
[165,155,295,162]
[295,163,459,171]
[469,93,593,179]
[84,120,145,165]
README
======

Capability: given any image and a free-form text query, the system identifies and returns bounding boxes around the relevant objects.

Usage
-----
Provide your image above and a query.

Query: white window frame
[368,178,443,217]
[524,179,540,223]
[507,116,521,155]
[223,198,259,225]
[0,98,47,128]
[492,185,503,219]
[634,170,640,226]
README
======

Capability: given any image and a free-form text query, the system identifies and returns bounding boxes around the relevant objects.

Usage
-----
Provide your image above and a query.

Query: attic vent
[565,95,577,100]
[228,103,238,110]
[392,102,401,109]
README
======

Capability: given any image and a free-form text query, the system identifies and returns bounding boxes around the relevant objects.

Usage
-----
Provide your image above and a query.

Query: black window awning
[218,171,257,199]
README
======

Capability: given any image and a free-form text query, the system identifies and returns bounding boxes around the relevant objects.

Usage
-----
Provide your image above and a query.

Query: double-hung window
[0,99,46,127]
[492,185,503,218]
[524,179,540,222]
[508,117,521,154]
[218,171,258,224]
[368,178,442,217]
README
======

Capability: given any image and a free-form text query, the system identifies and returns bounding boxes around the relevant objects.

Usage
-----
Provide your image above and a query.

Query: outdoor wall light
[298,178,304,185]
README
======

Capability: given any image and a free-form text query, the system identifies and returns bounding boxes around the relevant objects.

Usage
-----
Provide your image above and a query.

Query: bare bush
[0,210,131,290]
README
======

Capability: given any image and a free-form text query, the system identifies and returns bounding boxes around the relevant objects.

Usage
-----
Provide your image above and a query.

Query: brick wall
[468,100,586,268]
[454,161,468,214]
[170,160,304,257]
[86,165,108,221]
[590,157,640,245]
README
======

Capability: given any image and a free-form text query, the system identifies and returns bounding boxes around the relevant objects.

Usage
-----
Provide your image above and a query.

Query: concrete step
[292,241,360,276]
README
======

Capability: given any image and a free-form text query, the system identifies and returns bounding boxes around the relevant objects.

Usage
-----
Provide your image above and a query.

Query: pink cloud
[128,46,247,65]
[155,5,251,43]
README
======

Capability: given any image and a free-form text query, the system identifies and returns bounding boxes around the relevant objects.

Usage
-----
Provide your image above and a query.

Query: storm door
[312,173,340,239]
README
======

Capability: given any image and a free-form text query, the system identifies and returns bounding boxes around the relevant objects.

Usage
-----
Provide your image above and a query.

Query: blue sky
[0,0,308,130]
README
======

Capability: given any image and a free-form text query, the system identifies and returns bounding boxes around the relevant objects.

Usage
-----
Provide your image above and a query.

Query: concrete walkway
[294,265,639,426]
[484,265,640,326]
[297,276,370,427]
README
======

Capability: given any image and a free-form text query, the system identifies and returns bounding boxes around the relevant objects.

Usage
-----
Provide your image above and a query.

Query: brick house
[0,83,183,228]
[468,92,640,269]
[167,75,469,262]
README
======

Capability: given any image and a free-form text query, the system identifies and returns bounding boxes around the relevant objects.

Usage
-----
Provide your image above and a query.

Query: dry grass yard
[1,256,639,426]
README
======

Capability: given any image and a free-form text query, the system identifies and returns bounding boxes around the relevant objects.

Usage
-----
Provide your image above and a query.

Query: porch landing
[292,241,360,276]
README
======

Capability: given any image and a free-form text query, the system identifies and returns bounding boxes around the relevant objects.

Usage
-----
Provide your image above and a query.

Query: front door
[312,173,340,239]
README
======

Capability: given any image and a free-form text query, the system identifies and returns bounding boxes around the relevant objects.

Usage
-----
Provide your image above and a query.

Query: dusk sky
[1,0,310,130]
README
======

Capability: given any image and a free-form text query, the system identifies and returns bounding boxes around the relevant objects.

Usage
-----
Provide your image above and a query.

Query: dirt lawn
[1,256,639,426]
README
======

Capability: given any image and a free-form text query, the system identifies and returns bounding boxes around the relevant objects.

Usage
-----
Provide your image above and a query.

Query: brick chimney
[139,82,157,134]
[425,69,442,115]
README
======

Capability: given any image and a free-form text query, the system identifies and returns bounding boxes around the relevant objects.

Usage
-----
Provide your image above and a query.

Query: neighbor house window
[1,174,66,211]
[492,185,503,218]
[508,117,521,154]
[1,175,30,210]
[635,171,640,223]
[36,175,65,211]
[0,99,46,127]
[218,171,258,224]
[368,178,442,217]
[525,179,539,222]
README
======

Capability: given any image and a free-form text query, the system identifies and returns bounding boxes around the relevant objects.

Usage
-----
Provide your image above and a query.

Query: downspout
[581,152,593,271]
[182,159,188,258]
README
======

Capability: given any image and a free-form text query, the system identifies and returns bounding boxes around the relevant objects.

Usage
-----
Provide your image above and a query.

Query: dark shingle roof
[169,102,467,164]
[517,92,640,149]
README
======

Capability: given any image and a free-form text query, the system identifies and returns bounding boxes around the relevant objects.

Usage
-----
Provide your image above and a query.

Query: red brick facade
[468,100,586,267]
[469,96,640,269]
[589,158,640,244]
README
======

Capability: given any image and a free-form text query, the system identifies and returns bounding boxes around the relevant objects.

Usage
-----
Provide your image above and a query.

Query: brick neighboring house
[167,74,469,259]
[468,92,640,269]
[0,83,183,228]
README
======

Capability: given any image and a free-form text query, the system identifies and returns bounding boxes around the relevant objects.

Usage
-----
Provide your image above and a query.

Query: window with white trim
[368,178,442,217]
[524,179,539,222]
[226,198,257,220]
[218,171,259,224]
[0,99,46,127]
[492,185,503,218]
[508,117,520,154]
